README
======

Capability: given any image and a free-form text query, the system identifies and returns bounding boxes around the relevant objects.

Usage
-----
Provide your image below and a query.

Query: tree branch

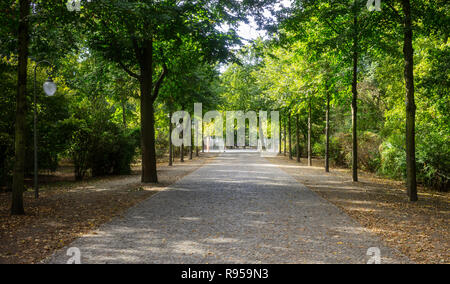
[118,60,140,79]
[151,62,168,102]
[323,17,344,36]
[322,18,352,51]
[385,1,402,21]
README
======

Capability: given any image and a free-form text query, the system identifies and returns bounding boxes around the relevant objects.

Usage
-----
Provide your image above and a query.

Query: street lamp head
[43,78,57,96]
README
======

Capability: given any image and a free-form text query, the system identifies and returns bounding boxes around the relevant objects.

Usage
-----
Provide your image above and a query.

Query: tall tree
[308,95,312,166]
[325,81,331,173]
[377,0,448,199]
[282,0,380,181]
[11,0,30,215]
[288,112,292,160]
[4,0,79,214]
[401,0,418,201]
[283,111,287,156]
[296,113,300,162]
[76,0,276,182]
[350,0,359,181]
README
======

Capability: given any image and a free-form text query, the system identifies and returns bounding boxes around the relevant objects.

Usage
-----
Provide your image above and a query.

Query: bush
[416,129,450,192]
[23,93,72,174]
[113,128,140,175]
[90,127,138,176]
[380,130,449,192]
[359,132,382,172]
[290,142,303,158]
[62,118,92,181]
[310,135,346,166]
[330,133,351,167]
[63,117,139,180]
[155,130,169,160]
[324,131,382,171]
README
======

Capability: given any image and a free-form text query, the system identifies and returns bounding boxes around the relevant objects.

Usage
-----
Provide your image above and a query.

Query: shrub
[90,127,138,176]
[113,128,140,175]
[289,142,303,158]
[416,129,450,192]
[379,138,406,180]
[359,132,382,172]
[62,118,92,181]
[63,117,138,180]
[331,133,351,167]
[380,130,449,192]
[323,131,382,172]
[155,130,169,160]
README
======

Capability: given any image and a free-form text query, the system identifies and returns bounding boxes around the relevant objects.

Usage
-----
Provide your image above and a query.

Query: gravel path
[47,152,408,264]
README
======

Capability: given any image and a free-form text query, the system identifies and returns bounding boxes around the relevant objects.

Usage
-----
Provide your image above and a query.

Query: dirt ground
[0,153,217,264]
[266,155,449,264]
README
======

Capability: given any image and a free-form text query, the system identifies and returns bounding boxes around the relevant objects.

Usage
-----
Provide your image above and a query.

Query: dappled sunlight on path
[47,152,409,264]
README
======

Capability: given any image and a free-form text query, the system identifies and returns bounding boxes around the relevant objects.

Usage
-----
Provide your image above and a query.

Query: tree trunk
[189,120,193,160]
[168,112,173,166]
[173,146,176,163]
[140,40,158,183]
[279,113,282,154]
[196,120,199,157]
[325,89,330,173]
[258,114,266,151]
[180,141,184,162]
[283,113,287,156]
[296,113,300,162]
[308,99,312,166]
[11,0,30,215]
[288,113,292,160]
[351,3,359,182]
[402,0,418,201]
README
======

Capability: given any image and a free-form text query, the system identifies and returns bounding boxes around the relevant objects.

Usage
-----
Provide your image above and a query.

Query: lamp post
[34,60,57,199]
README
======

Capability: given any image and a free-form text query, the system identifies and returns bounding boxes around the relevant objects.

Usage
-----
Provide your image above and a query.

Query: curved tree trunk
[11,0,30,215]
